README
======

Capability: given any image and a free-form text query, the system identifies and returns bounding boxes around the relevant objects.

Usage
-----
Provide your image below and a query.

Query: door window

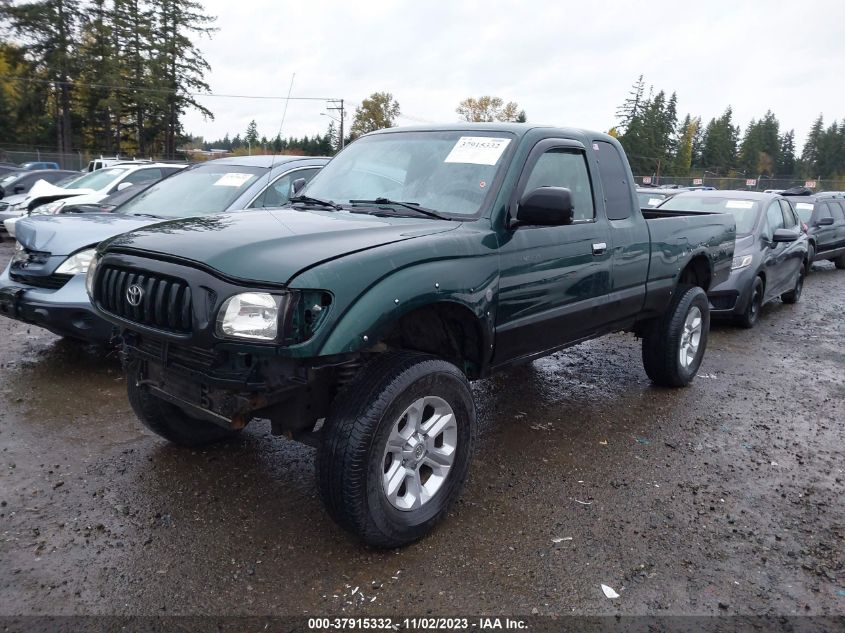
[817,203,833,221]
[779,200,797,228]
[123,168,163,186]
[592,141,634,220]
[522,150,594,221]
[830,201,845,222]
[765,201,785,237]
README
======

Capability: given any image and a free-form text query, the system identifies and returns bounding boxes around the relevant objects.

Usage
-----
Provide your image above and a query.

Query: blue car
[0,155,328,342]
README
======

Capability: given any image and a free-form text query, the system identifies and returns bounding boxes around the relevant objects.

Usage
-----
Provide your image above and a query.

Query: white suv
[4,163,186,236]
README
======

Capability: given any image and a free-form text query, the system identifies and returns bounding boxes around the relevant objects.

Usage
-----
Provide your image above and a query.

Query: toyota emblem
[126,284,144,307]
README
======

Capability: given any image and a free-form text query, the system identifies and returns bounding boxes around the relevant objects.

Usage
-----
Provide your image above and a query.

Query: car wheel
[126,362,241,446]
[736,276,764,329]
[805,244,815,274]
[835,254,845,270]
[641,284,710,388]
[316,351,476,548]
[781,266,805,304]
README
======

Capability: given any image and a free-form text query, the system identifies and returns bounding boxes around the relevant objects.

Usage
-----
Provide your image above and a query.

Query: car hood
[105,208,460,284]
[23,180,97,208]
[15,214,162,256]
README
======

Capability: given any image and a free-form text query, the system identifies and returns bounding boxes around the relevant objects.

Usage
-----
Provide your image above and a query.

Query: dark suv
[785,195,845,271]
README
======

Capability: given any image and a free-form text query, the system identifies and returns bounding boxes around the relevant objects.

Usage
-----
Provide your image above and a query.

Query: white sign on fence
[642,176,652,184]
[746,179,757,186]
[693,178,703,185]
[805,180,817,188]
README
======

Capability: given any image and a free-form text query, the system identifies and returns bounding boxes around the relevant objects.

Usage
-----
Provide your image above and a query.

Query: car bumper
[3,216,20,237]
[0,269,115,343]
[707,264,756,316]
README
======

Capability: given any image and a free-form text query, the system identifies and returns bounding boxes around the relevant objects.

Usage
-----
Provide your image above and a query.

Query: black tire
[735,276,764,329]
[805,243,815,274]
[126,365,241,447]
[835,254,845,270]
[641,284,710,388]
[781,266,805,304]
[316,351,476,548]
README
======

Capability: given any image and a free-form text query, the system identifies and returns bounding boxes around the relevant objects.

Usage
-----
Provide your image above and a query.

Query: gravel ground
[0,237,843,619]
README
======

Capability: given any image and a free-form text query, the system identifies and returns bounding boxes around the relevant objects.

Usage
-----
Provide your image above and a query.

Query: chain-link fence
[0,148,92,171]
[637,175,845,192]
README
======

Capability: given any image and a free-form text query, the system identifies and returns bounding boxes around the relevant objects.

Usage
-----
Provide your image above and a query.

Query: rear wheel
[781,266,805,304]
[805,243,815,274]
[736,276,764,329]
[642,284,710,388]
[835,254,845,270]
[317,351,476,548]
[126,363,241,447]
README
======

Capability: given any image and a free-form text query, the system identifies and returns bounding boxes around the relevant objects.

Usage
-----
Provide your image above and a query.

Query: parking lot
[0,236,842,617]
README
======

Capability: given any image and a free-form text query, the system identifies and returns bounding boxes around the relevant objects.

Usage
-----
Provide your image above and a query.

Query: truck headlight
[216,292,283,341]
[56,248,97,275]
[85,253,100,297]
[731,255,753,270]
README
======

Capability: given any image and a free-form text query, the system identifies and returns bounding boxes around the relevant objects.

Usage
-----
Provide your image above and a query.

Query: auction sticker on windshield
[445,137,511,165]
[725,200,755,209]
[213,173,254,187]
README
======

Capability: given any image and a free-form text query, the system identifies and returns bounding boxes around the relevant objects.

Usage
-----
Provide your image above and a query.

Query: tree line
[0,0,215,158]
[614,75,845,180]
[195,92,529,157]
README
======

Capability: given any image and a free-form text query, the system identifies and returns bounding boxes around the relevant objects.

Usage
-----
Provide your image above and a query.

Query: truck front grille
[96,264,193,333]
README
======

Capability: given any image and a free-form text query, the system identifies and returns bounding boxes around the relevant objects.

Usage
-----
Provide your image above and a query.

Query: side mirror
[772,228,799,243]
[116,182,133,191]
[13,185,25,194]
[817,217,834,226]
[291,178,307,195]
[514,187,574,227]
[0,186,5,199]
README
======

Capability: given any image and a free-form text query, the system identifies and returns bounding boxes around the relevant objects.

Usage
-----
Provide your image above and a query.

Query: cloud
[182,0,845,149]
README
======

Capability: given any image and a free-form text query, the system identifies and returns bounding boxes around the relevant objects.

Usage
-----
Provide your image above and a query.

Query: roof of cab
[208,155,331,167]
[367,122,616,143]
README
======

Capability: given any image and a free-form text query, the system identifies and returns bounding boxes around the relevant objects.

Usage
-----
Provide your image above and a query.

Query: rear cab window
[592,140,634,220]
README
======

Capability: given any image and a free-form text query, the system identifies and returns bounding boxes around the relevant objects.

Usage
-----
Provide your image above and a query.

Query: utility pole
[327,99,345,149]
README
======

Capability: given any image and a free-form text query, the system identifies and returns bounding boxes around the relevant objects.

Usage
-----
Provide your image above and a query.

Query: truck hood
[105,208,460,284]
[15,214,161,256]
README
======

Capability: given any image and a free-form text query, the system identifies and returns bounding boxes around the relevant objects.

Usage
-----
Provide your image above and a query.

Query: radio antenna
[265,72,296,195]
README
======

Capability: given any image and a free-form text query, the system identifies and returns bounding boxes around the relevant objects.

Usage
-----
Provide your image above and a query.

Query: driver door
[493,139,611,365]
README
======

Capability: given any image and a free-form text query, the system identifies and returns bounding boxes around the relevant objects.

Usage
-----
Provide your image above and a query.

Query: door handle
[592,242,607,256]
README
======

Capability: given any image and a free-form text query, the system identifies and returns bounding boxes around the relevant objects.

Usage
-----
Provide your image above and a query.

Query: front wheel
[316,351,476,548]
[736,276,764,329]
[805,244,815,274]
[835,254,845,270]
[641,284,710,388]
[781,266,805,304]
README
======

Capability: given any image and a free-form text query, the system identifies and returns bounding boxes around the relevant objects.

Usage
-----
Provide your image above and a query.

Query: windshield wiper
[130,212,165,219]
[349,198,451,221]
[290,194,342,210]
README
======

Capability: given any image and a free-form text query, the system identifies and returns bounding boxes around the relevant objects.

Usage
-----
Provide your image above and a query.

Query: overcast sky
[182,0,845,150]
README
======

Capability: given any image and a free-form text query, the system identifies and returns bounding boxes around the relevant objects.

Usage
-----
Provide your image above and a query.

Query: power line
[0,74,338,101]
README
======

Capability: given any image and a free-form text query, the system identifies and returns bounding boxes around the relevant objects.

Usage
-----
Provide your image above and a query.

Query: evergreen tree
[245,119,258,146]
[700,107,738,175]
[615,75,646,134]
[777,130,796,176]
[1,0,83,152]
[674,115,698,176]
[800,115,824,177]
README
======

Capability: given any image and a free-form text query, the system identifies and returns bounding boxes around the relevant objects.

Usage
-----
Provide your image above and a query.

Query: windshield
[637,192,668,208]
[792,202,814,223]
[663,195,761,235]
[115,164,265,218]
[64,167,128,190]
[304,131,514,217]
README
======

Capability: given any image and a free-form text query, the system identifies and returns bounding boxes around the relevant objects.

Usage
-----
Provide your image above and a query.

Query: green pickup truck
[88,124,736,547]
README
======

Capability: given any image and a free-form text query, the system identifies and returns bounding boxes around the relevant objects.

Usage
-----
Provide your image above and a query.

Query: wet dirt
[0,238,843,617]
